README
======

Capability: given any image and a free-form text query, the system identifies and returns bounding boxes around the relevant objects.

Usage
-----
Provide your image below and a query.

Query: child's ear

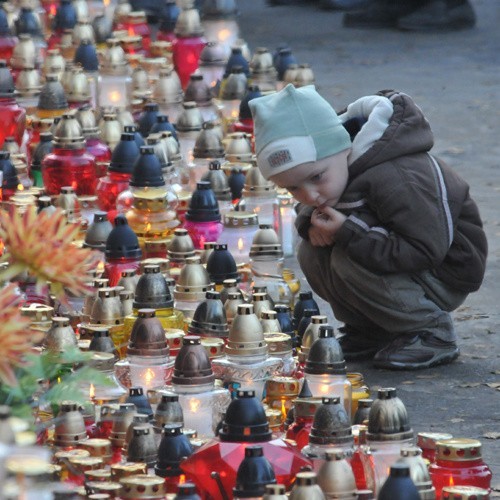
[342,116,367,141]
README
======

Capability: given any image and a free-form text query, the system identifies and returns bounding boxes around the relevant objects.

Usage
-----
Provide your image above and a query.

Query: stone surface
[237,0,500,486]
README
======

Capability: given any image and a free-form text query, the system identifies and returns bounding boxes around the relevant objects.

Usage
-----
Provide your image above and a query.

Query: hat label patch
[267,149,293,169]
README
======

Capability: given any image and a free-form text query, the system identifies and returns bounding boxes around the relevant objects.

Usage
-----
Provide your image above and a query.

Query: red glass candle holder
[173,36,206,89]
[41,146,97,196]
[429,438,492,498]
[86,136,112,178]
[0,34,17,62]
[417,432,453,464]
[0,64,27,149]
[104,257,141,288]
[96,171,131,213]
[115,12,151,54]
[183,219,222,250]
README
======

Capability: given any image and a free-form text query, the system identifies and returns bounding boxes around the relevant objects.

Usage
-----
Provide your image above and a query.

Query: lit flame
[71,181,77,191]
[179,474,186,484]
[89,383,95,400]
[109,90,122,103]
[218,28,231,43]
[319,383,330,395]
[103,0,110,6]
[449,475,454,487]
[231,109,239,119]
[145,222,152,234]
[49,4,57,16]
[17,184,24,191]
[237,238,244,252]
[0,240,4,257]
[96,260,105,273]
[128,26,135,37]
[144,368,155,387]
[280,398,287,421]
[189,398,201,413]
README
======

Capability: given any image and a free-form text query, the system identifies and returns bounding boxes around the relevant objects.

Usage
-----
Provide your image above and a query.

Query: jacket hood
[339,91,434,178]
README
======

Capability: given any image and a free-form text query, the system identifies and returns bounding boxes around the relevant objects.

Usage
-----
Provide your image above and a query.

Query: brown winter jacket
[296,91,487,293]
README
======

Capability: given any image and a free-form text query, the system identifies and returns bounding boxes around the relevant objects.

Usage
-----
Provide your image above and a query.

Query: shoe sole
[373,348,460,370]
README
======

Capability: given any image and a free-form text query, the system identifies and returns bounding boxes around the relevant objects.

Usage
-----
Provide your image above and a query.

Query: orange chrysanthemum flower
[0,283,33,386]
[0,205,96,299]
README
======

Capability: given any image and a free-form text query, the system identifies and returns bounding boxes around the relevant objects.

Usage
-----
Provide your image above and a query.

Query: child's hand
[308,207,347,247]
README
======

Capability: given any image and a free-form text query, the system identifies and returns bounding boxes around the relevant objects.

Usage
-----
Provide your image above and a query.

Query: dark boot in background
[397,0,476,31]
[343,0,427,28]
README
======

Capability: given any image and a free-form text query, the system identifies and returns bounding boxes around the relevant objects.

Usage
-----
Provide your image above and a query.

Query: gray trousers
[297,240,468,342]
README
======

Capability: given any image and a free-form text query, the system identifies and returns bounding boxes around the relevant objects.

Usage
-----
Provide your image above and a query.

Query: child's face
[269,149,350,208]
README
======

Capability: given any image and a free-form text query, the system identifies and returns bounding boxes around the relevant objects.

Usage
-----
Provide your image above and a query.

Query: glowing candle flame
[144,368,155,387]
[179,474,186,484]
[96,260,105,274]
[89,383,95,400]
[218,29,231,43]
[109,90,122,103]
[238,238,244,252]
[281,398,287,421]
[449,475,454,487]
[189,398,201,413]
[17,184,24,191]
[128,26,135,37]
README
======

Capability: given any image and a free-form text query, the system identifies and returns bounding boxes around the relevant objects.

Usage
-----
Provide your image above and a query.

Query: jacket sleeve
[295,203,314,240]
[334,163,454,273]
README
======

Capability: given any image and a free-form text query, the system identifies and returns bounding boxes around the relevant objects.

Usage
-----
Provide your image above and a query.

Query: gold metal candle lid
[53,112,85,149]
[20,303,54,323]
[174,5,204,38]
[266,408,282,429]
[11,34,36,69]
[225,132,253,163]
[243,163,276,196]
[119,474,167,499]
[86,482,123,497]
[16,67,41,96]
[266,376,300,398]
[67,456,103,472]
[250,47,275,75]
[441,486,490,500]
[417,431,453,450]
[294,397,323,419]
[110,462,148,481]
[66,67,91,103]
[201,337,225,359]
[223,210,258,228]
[176,101,203,132]
[85,468,112,482]
[435,438,482,462]
[79,438,112,457]
[264,333,293,356]
[102,38,128,74]
[249,225,284,259]
[55,448,91,463]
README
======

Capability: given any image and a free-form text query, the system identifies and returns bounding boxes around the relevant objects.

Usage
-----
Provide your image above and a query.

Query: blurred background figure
[343,0,477,31]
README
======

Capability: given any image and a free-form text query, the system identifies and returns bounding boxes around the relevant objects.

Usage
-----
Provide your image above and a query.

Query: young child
[249,85,487,370]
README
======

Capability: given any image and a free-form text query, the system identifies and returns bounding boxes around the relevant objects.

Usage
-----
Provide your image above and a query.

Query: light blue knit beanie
[249,84,351,180]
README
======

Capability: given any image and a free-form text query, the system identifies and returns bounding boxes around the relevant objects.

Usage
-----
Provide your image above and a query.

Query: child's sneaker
[337,325,393,360]
[373,332,460,370]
